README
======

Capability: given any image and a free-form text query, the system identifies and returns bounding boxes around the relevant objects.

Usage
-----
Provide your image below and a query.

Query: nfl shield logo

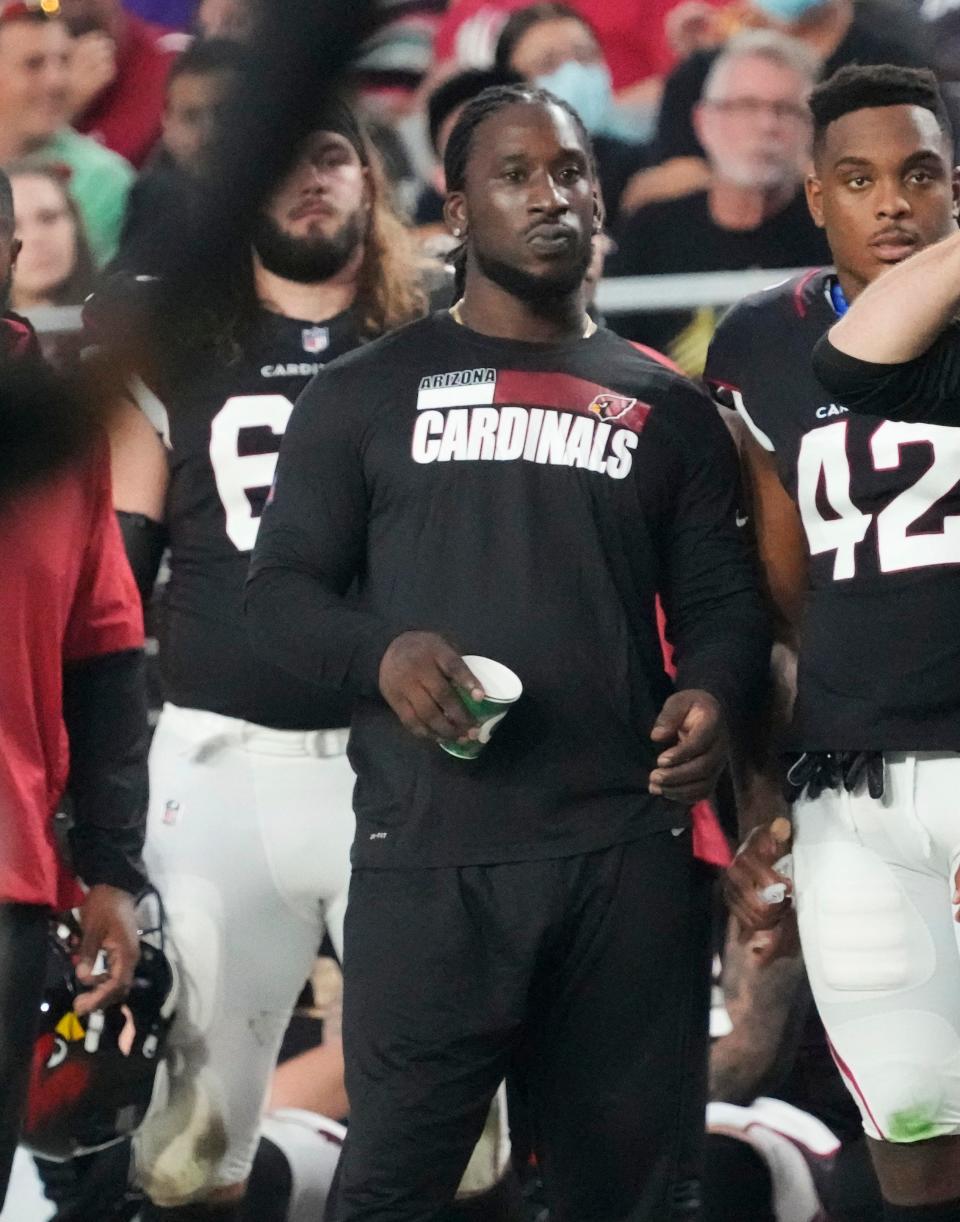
[302,326,330,354]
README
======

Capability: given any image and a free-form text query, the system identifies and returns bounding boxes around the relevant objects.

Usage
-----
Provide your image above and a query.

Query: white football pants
[793,752,960,1143]
[134,703,354,1205]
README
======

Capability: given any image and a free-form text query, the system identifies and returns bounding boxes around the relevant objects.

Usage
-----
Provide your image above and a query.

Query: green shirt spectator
[27,128,133,266]
[0,8,133,266]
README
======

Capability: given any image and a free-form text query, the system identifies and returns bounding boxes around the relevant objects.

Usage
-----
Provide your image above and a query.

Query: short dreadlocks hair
[442,83,600,297]
[442,83,597,194]
[810,64,953,162]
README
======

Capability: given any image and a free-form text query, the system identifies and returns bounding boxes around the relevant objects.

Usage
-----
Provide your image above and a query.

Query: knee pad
[802,845,935,996]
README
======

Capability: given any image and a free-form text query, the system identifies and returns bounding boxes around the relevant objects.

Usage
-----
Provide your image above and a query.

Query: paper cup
[439,655,523,760]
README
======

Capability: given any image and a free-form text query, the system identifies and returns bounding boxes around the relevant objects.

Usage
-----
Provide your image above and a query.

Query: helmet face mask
[23,900,177,1162]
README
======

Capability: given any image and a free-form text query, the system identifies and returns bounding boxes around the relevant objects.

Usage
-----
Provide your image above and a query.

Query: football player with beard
[103,100,438,1222]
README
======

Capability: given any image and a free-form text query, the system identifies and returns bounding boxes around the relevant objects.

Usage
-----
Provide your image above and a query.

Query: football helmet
[22,891,177,1161]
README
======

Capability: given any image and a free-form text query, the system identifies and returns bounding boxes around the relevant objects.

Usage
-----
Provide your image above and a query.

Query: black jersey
[155,306,362,730]
[813,323,960,427]
[248,311,768,868]
[706,269,960,751]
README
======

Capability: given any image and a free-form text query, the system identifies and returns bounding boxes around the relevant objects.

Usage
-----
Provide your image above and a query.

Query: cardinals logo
[587,392,650,433]
[25,1030,92,1132]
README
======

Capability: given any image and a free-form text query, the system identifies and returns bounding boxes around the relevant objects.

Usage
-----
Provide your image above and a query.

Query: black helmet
[22,894,177,1161]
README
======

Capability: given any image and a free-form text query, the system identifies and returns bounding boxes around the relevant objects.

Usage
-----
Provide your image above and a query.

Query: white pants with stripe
[133,703,354,1206]
[793,752,960,1143]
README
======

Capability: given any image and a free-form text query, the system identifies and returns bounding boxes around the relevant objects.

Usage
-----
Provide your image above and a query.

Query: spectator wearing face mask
[434,0,727,109]
[607,30,829,373]
[493,2,649,225]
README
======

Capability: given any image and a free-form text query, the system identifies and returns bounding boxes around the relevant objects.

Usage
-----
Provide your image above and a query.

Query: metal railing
[595,267,814,314]
[24,268,818,334]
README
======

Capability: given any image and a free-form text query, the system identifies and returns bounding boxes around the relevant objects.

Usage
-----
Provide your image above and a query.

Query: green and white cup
[439,655,523,760]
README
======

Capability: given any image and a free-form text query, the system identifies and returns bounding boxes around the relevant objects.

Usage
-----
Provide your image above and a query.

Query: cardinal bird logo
[587,392,650,433]
[588,392,636,420]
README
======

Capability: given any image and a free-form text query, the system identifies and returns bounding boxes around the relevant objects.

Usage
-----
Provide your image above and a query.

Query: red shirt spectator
[68,2,177,168]
[0,395,144,908]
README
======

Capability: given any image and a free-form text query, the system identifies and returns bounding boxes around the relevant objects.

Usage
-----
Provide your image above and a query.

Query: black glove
[784,750,884,802]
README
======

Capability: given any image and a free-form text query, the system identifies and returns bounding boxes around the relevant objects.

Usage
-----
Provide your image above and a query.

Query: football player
[248,83,768,1220]
[105,101,438,1222]
[710,65,960,1222]
[813,125,960,431]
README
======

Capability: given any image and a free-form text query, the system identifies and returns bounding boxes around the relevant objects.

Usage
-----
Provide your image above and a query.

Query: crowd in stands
[2,3,957,1219]
[3,0,948,374]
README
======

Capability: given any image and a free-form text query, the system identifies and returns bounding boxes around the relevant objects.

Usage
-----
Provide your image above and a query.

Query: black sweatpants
[331,830,713,1222]
[0,902,49,1208]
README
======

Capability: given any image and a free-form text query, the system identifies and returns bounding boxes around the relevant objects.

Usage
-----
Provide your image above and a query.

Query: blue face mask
[750,0,826,23]
[534,60,613,135]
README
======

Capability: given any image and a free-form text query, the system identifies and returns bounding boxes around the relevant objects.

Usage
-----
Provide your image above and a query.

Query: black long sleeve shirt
[247,312,769,868]
[814,327,960,425]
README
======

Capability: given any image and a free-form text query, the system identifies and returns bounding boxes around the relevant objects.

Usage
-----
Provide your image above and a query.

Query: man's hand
[664,0,726,57]
[648,689,726,802]
[724,817,793,937]
[379,632,484,742]
[67,31,118,118]
[617,156,710,218]
[74,885,140,1017]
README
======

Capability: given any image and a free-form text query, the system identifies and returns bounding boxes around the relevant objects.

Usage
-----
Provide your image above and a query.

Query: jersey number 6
[209,393,294,552]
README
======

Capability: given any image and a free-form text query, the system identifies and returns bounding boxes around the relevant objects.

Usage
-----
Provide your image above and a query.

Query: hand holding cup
[379,631,485,742]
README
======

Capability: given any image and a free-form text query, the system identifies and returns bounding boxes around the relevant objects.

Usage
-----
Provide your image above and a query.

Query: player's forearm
[245,563,397,701]
[828,228,960,364]
[729,642,795,838]
[671,596,771,743]
[63,648,149,896]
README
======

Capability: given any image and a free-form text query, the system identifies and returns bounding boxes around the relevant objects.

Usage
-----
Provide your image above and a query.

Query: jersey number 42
[798,419,960,579]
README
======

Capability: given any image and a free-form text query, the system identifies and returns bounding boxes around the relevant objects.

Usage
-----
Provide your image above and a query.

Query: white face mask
[534,60,614,135]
